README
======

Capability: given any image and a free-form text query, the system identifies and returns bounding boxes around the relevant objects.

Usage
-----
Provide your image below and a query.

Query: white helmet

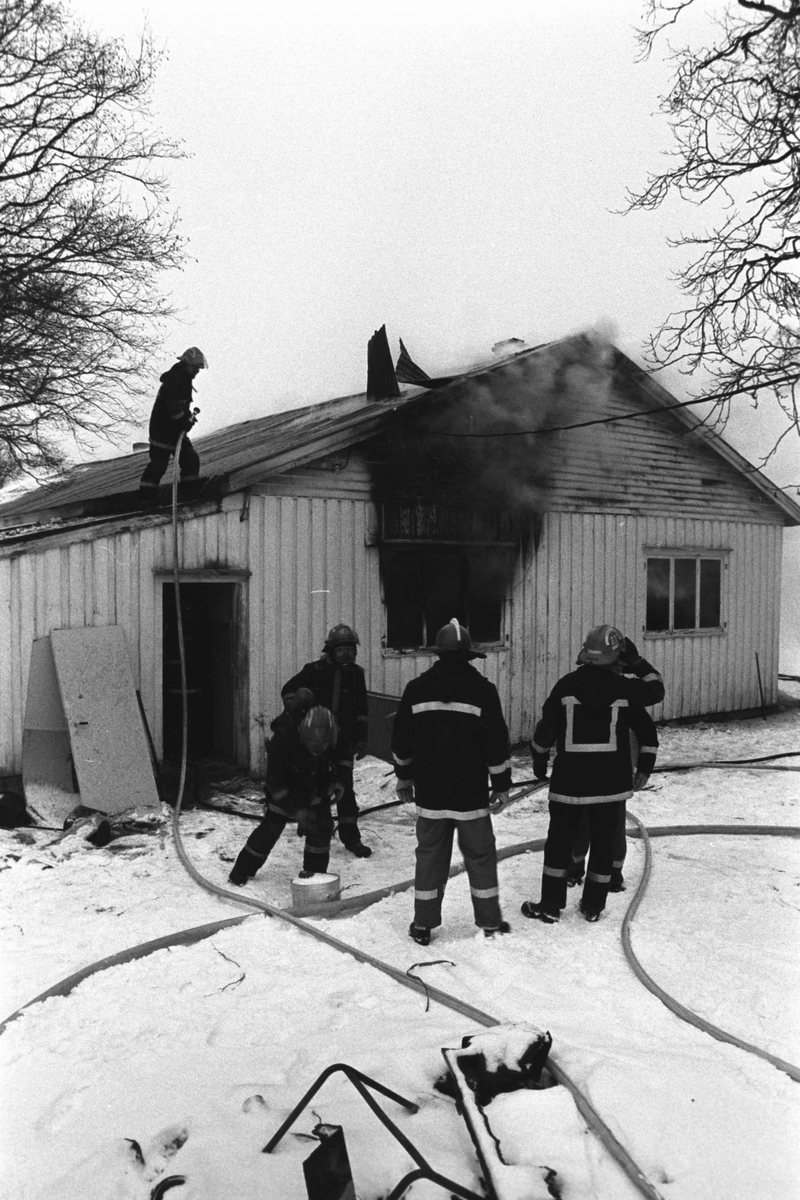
[179,347,208,368]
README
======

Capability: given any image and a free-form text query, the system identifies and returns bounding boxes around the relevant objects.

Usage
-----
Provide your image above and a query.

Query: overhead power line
[424,392,734,439]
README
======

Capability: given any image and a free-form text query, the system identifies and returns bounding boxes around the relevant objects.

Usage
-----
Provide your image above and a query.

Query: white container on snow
[290,872,341,912]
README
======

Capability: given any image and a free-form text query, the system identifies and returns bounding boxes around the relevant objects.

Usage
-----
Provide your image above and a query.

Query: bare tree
[627,0,800,465]
[0,0,184,483]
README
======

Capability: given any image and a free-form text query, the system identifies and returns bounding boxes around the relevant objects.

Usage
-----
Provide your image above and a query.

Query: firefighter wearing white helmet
[391,617,513,945]
[521,625,664,926]
[138,347,208,506]
[280,622,371,857]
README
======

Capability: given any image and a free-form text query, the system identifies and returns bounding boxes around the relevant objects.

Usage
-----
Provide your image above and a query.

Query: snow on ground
[1,689,799,1200]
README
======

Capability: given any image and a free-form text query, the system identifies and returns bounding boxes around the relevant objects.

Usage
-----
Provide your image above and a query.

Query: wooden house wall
[0,489,785,778]
[248,492,783,770]
[0,501,251,777]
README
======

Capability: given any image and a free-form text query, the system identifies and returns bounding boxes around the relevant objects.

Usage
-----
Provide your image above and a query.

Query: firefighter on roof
[138,347,207,506]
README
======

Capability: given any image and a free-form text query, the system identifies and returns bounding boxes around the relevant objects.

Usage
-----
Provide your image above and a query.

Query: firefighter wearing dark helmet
[138,347,207,506]
[391,618,513,945]
[521,624,664,925]
[228,693,347,886]
[281,623,371,857]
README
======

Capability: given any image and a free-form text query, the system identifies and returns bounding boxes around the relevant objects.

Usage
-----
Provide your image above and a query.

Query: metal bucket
[290,872,341,913]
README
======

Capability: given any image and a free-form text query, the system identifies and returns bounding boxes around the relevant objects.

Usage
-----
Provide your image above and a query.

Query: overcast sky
[64,0,799,505]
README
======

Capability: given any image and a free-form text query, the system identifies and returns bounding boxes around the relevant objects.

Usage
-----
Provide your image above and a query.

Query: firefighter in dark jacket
[521,624,664,925]
[392,618,513,945]
[138,347,207,505]
[228,692,348,885]
[281,623,372,857]
[567,706,659,893]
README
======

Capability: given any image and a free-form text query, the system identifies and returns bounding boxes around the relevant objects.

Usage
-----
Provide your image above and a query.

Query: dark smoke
[367,333,616,545]
[366,333,618,646]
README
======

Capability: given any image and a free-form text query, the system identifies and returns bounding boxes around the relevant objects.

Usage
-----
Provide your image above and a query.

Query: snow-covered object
[453,1022,551,1075]
[290,872,341,911]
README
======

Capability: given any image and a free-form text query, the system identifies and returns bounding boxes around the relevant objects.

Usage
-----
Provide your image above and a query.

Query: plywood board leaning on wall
[22,626,160,825]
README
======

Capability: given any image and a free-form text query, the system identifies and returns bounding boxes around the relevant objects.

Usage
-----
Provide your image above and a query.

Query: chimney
[366,325,400,401]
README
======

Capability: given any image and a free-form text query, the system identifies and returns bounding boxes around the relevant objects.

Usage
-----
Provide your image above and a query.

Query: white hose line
[624,812,800,1083]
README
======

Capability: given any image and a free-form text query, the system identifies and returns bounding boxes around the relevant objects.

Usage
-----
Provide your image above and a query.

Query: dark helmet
[324,623,360,651]
[576,624,623,666]
[434,618,486,659]
[298,706,338,755]
[284,686,316,716]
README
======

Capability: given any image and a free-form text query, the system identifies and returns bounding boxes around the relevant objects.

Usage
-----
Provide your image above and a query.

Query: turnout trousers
[139,436,200,496]
[231,802,334,879]
[414,812,502,930]
[335,774,364,849]
[541,799,623,914]
[569,802,628,881]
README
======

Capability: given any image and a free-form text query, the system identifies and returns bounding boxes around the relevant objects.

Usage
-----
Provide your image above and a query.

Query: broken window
[378,503,519,650]
[645,554,725,633]
[381,544,513,649]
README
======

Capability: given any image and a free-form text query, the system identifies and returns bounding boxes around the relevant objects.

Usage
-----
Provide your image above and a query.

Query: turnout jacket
[264,712,349,818]
[148,363,196,449]
[392,657,512,815]
[531,658,663,805]
[282,658,368,754]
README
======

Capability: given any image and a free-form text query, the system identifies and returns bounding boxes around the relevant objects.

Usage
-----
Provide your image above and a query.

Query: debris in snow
[456,1022,552,1074]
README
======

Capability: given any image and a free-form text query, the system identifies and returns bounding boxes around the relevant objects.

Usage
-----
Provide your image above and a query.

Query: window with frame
[645,553,725,633]
[378,502,518,651]
[381,544,513,649]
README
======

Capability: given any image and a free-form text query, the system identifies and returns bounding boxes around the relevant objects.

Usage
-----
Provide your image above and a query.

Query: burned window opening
[381,543,514,650]
[379,503,519,651]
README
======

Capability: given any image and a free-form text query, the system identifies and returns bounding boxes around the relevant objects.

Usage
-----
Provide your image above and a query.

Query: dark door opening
[162,582,244,763]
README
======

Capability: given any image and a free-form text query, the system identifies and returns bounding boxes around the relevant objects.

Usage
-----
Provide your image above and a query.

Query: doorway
[161,580,246,764]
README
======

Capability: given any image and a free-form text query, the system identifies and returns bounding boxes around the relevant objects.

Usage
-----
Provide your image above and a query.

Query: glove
[490,790,509,814]
[396,780,414,802]
[296,808,310,837]
[329,781,345,804]
[354,741,368,761]
[532,754,549,781]
[633,771,650,790]
[620,637,641,666]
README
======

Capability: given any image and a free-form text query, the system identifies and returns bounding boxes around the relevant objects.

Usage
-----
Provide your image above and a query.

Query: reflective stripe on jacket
[391,657,512,813]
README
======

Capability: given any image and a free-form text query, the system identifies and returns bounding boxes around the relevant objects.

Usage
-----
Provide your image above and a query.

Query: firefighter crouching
[281,624,372,857]
[228,691,348,886]
[521,624,664,925]
[391,618,513,946]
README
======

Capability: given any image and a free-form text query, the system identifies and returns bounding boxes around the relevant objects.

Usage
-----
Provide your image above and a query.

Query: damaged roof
[0,336,798,543]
